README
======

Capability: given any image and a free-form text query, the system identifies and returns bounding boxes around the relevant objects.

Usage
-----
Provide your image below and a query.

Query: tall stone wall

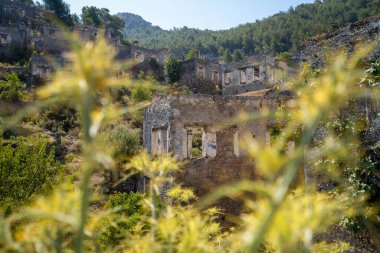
[143,93,291,217]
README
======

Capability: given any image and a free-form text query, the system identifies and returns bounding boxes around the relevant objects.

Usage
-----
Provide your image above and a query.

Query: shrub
[36,105,79,134]
[0,133,62,214]
[164,56,180,83]
[97,192,145,249]
[131,83,152,103]
[101,125,141,159]
[0,73,23,102]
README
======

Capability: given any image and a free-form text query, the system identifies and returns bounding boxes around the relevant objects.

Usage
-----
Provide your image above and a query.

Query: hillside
[118,0,380,58]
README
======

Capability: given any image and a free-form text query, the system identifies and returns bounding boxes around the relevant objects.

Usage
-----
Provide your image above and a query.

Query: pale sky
[57,0,315,30]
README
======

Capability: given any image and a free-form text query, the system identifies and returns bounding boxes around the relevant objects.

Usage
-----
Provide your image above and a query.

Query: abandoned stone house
[143,92,293,214]
[177,53,297,96]
[178,57,223,94]
[221,56,297,95]
[141,15,380,220]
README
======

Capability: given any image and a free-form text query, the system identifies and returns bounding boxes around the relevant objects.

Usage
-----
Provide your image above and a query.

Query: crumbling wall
[221,56,295,96]
[178,59,223,94]
[143,93,291,216]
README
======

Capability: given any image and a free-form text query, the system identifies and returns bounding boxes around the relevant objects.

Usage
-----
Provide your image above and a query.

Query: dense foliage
[119,0,380,57]
[42,0,75,27]
[0,73,23,102]
[0,133,61,214]
[81,6,125,37]
[97,192,145,249]
[164,56,180,83]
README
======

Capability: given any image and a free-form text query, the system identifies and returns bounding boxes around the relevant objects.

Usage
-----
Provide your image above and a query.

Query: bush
[101,125,141,159]
[131,83,152,103]
[35,105,79,134]
[0,133,62,214]
[98,192,145,249]
[164,56,180,83]
[0,73,23,102]
[6,43,31,65]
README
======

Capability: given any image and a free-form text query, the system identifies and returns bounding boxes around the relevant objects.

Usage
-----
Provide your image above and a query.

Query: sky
[59,0,315,31]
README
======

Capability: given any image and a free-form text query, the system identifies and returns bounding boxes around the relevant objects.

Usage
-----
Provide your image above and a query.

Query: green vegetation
[0,43,31,66]
[42,0,75,27]
[81,6,125,37]
[0,30,379,253]
[97,192,145,249]
[100,125,141,159]
[0,73,23,102]
[119,0,380,57]
[31,105,79,134]
[0,132,61,214]
[185,48,198,60]
[164,56,180,83]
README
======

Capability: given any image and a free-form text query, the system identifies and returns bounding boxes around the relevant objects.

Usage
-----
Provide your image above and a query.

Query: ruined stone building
[0,0,170,85]
[143,91,292,215]
[178,53,297,96]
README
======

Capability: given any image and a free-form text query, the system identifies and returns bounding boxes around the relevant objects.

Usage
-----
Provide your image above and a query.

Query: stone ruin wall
[143,93,292,217]
[178,59,223,94]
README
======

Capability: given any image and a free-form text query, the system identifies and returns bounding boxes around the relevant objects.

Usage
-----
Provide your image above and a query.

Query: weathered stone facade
[221,56,296,95]
[177,54,296,96]
[178,58,223,94]
[143,92,291,215]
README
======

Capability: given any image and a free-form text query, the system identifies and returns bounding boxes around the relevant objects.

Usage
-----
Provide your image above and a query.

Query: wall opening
[224,71,231,85]
[135,51,142,59]
[240,68,247,84]
[151,127,169,156]
[254,67,260,81]
[212,70,219,83]
[48,29,56,37]
[197,66,205,79]
[184,126,217,159]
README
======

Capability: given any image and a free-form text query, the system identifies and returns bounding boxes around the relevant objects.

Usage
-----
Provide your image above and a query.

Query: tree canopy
[119,0,380,57]
[42,0,74,27]
[81,6,125,37]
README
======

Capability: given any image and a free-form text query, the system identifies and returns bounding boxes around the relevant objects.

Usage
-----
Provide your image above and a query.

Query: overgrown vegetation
[0,31,379,253]
[0,132,61,215]
[0,73,23,102]
[119,0,380,57]
[164,56,180,83]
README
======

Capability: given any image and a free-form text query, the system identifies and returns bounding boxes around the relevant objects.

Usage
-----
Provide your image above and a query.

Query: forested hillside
[119,0,380,58]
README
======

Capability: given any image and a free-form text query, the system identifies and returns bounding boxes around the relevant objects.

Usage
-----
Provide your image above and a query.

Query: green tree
[185,48,198,60]
[0,73,23,102]
[164,56,180,83]
[81,6,125,37]
[223,49,233,63]
[0,134,61,214]
[42,0,74,27]
[232,50,243,62]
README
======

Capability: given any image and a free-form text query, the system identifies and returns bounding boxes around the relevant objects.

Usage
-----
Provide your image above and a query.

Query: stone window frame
[135,51,142,59]
[240,68,247,84]
[197,66,205,79]
[184,125,217,160]
[48,29,56,38]
[151,126,169,156]
[254,66,260,80]
[212,70,219,83]
[224,71,231,85]
[0,34,8,45]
